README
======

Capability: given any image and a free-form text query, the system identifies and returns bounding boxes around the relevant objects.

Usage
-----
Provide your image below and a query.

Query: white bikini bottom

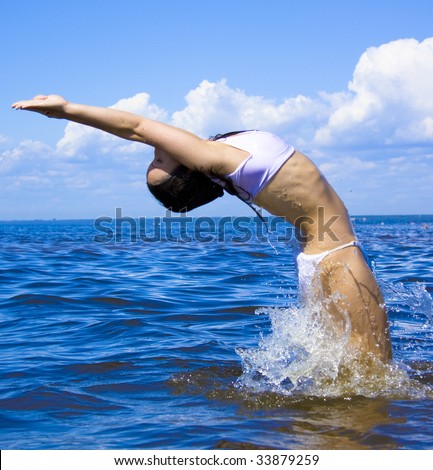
[295,241,366,300]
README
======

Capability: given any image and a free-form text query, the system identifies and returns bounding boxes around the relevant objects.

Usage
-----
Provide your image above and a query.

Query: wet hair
[147,164,224,213]
[147,132,249,213]
[148,130,267,226]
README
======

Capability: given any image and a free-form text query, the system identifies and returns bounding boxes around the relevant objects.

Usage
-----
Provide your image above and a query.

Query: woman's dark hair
[147,165,224,213]
[148,130,266,225]
[148,132,248,213]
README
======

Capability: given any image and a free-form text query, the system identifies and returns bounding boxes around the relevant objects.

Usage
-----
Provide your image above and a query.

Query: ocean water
[0,214,432,450]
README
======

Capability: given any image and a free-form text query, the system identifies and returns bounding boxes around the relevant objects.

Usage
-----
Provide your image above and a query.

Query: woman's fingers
[12,95,67,119]
[12,94,66,111]
[11,101,26,109]
[11,100,36,110]
[12,96,54,111]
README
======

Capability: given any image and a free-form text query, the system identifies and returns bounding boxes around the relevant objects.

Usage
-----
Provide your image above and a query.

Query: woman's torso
[211,131,295,202]
[213,131,356,253]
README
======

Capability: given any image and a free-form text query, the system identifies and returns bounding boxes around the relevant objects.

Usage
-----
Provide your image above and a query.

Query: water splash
[236,284,433,399]
[380,279,433,326]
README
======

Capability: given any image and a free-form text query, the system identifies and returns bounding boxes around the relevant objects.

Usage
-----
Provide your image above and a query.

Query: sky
[1,0,433,220]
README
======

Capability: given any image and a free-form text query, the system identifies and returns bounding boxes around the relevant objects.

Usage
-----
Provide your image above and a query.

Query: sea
[0,214,432,450]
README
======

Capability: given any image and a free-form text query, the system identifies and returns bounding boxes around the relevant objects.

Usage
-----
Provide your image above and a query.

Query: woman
[12,94,392,362]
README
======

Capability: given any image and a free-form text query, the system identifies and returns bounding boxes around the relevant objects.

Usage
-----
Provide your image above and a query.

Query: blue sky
[1,0,433,220]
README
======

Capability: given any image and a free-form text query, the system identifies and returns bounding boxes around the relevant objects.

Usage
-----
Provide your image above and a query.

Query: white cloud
[110,93,168,119]
[0,140,51,174]
[315,37,433,146]
[171,79,326,146]
[56,92,167,157]
[0,134,10,145]
[319,157,376,180]
[12,175,52,188]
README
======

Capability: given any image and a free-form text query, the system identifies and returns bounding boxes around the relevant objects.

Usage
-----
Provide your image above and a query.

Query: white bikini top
[212,131,295,203]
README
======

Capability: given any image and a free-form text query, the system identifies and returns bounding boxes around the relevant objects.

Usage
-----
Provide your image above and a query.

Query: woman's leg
[320,246,392,362]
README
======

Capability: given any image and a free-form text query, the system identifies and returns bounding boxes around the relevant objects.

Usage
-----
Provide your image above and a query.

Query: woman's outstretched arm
[12,95,242,173]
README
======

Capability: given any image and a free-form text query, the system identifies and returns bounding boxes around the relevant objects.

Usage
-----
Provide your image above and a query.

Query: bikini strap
[326,240,360,255]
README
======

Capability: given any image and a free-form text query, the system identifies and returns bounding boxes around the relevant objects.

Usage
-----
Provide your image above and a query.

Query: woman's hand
[11,95,68,118]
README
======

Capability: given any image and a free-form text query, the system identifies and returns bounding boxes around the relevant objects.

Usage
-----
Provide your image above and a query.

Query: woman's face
[146,149,180,186]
